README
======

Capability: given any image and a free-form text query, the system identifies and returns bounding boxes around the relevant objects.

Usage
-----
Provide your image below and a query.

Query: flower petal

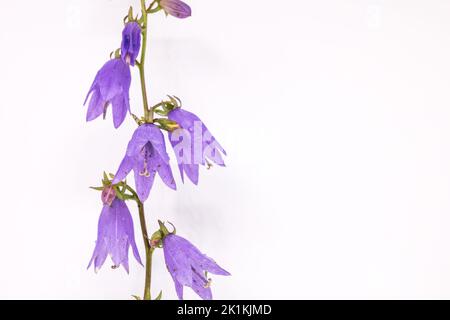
[113,155,135,184]
[181,164,199,185]
[86,89,105,122]
[191,267,213,300]
[97,60,129,101]
[87,204,111,272]
[157,161,177,190]
[175,280,184,300]
[112,93,129,129]
[133,162,156,202]
[118,199,143,267]
[163,235,193,286]
[178,235,230,276]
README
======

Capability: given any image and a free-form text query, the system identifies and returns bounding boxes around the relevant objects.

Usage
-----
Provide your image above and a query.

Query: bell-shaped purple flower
[163,234,230,300]
[113,124,176,202]
[160,0,192,19]
[88,198,142,273]
[168,108,226,185]
[84,59,131,128]
[121,22,141,66]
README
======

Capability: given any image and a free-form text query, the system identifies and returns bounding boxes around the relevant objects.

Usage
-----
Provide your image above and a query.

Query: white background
[1,0,450,299]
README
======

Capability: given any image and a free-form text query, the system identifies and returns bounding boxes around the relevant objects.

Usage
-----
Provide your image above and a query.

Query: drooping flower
[159,0,192,19]
[168,108,226,185]
[113,124,176,202]
[84,59,131,129]
[163,233,230,300]
[88,196,142,273]
[121,22,141,66]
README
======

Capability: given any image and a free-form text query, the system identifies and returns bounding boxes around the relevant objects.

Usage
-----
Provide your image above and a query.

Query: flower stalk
[137,198,154,300]
[137,0,154,299]
[139,0,153,123]
[125,183,154,300]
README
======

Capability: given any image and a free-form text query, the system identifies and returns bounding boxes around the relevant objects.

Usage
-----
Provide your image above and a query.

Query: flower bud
[101,186,116,206]
[159,0,192,19]
[121,22,141,66]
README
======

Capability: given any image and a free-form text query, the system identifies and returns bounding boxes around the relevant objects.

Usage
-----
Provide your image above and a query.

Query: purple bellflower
[163,234,230,300]
[84,59,131,129]
[168,108,226,185]
[159,0,192,19]
[113,124,176,202]
[121,22,141,66]
[88,188,142,273]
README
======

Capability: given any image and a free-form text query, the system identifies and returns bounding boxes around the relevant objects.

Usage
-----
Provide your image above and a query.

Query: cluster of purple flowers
[84,0,229,300]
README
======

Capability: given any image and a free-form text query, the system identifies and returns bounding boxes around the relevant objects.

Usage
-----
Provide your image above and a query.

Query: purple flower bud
[101,186,116,206]
[163,234,230,300]
[112,124,176,202]
[84,59,131,128]
[168,108,226,185]
[121,22,141,66]
[88,199,142,273]
[160,0,192,19]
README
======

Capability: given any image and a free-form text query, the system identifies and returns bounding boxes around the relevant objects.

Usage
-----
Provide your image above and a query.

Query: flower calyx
[90,172,138,203]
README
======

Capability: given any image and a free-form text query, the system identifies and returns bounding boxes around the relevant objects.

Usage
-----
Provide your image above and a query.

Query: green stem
[139,0,153,122]
[134,0,159,300]
[125,186,154,300]
[136,0,154,299]
[137,199,154,300]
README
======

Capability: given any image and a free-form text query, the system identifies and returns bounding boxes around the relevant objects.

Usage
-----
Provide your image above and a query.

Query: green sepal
[109,49,121,60]
[113,185,134,201]
[120,181,127,194]
[153,118,179,132]
[89,186,104,191]
[131,295,141,300]
[114,48,121,59]
[158,220,177,237]
[155,291,163,300]
[147,1,161,14]
[154,108,169,116]
[115,190,126,201]
[168,95,182,108]
[128,6,134,21]
[101,172,112,187]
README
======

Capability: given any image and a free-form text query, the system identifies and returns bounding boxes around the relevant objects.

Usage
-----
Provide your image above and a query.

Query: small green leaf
[155,291,162,300]
[131,295,141,300]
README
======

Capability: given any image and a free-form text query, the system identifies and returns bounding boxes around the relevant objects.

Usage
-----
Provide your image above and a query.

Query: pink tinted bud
[160,0,192,19]
[101,186,116,206]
